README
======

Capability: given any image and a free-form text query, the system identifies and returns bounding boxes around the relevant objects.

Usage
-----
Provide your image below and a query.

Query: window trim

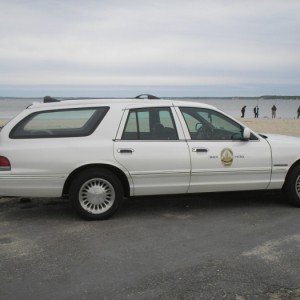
[9,107,109,139]
[121,107,179,141]
[179,106,258,141]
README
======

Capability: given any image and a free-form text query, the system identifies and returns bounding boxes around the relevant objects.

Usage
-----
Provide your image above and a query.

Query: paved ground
[1,191,300,300]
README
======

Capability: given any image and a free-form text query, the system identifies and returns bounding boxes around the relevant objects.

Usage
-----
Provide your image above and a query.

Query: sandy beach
[238,118,300,137]
[1,118,300,137]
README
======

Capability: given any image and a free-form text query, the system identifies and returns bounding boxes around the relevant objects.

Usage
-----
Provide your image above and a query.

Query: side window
[10,107,109,139]
[122,107,178,140]
[180,107,248,140]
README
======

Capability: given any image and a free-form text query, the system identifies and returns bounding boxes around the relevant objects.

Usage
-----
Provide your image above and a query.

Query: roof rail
[135,94,160,99]
[43,96,61,103]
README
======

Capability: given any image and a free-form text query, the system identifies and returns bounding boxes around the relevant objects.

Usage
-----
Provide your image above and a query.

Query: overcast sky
[0,0,300,97]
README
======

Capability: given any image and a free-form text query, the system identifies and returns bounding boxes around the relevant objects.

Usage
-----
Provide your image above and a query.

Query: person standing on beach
[253,105,259,118]
[271,105,277,118]
[241,105,246,118]
[297,106,300,119]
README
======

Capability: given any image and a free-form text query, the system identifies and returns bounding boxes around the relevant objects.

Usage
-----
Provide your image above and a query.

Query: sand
[0,120,8,127]
[239,118,300,137]
[1,118,300,137]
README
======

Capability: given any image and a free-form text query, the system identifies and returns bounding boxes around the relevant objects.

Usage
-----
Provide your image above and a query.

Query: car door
[176,106,272,193]
[114,106,190,196]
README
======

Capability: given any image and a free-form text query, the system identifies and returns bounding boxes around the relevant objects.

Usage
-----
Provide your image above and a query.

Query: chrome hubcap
[296,174,300,197]
[79,178,115,214]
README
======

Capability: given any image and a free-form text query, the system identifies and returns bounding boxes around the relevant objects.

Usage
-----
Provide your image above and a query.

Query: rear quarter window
[10,107,109,139]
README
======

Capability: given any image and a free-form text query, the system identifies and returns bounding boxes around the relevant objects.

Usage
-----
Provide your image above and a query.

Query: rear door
[114,105,191,196]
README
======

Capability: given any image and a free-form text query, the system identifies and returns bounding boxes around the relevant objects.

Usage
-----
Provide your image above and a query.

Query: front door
[114,106,190,196]
[177,106,272,193]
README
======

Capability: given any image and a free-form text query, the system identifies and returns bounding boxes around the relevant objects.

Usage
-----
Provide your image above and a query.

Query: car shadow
[0,197,78,221]
[0,190,290,221]
[118,190,288,218]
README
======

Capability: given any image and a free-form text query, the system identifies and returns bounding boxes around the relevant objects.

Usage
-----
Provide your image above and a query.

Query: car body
[0,98,300,219]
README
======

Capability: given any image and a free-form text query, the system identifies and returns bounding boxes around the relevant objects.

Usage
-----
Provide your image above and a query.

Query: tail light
[0,156,11,171]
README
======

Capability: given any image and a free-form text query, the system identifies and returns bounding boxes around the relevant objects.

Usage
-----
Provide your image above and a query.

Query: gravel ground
[1,191,300,300]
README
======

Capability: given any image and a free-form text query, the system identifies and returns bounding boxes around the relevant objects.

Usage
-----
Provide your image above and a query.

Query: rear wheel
[283,164,300,207]
[70,168,123,220]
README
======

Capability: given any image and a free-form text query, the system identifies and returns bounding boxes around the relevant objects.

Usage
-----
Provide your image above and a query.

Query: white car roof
[28,98,217,111]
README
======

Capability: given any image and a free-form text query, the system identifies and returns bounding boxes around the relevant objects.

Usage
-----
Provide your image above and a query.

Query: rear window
[10,107,109,139]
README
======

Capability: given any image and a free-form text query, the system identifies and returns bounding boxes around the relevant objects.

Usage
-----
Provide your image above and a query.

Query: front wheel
[70,168,124,220]
[283,164,300,207]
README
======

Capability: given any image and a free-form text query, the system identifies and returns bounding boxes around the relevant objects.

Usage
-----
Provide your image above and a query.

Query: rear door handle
[117,148,134,154]
[192,148,208,153]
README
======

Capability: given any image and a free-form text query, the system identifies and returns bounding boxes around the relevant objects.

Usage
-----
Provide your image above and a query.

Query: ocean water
[184,98,300,119]
[0,98,42,120]
[0,97,299,120]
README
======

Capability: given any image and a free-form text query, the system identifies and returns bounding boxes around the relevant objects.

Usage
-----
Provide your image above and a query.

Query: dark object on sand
[19,198,31,204]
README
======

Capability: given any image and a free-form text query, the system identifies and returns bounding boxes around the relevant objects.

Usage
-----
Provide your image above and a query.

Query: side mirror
[242,127,251,141]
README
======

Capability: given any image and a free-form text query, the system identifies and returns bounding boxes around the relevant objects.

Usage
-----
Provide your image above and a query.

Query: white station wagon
[0,96,300,220]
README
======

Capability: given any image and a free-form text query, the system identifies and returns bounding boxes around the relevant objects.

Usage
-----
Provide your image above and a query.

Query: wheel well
[283,159,300,189]
[63,164,130,197]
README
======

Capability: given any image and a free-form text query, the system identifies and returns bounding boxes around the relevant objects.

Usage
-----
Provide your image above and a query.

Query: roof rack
[135,94,160,99]
[43,96,61,103]
[43,94,160,103]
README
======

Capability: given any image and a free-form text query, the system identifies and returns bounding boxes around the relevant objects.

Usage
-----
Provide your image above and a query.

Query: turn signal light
[0,156,11,171]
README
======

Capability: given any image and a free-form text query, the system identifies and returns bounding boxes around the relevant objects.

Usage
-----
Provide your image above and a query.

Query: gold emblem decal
[221,148,233,167]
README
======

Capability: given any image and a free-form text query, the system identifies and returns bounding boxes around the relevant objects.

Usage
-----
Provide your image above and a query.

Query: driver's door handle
[192,148,208,153]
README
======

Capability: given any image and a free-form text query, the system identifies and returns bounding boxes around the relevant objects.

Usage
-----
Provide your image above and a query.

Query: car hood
[261,133,300,167]
[262,133,300,143]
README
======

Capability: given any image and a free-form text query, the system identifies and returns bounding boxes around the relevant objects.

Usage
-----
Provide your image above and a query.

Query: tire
[70,168,124,220]
[283,163,300,207]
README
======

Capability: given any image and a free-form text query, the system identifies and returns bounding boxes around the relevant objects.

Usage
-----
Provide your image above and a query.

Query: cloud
[0,0,300,95]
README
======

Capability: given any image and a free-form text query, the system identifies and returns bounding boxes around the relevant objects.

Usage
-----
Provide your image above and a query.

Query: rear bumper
[0,175,65,197]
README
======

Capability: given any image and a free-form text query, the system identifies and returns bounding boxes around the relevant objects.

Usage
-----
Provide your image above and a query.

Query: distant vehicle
[0,97,300,220]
